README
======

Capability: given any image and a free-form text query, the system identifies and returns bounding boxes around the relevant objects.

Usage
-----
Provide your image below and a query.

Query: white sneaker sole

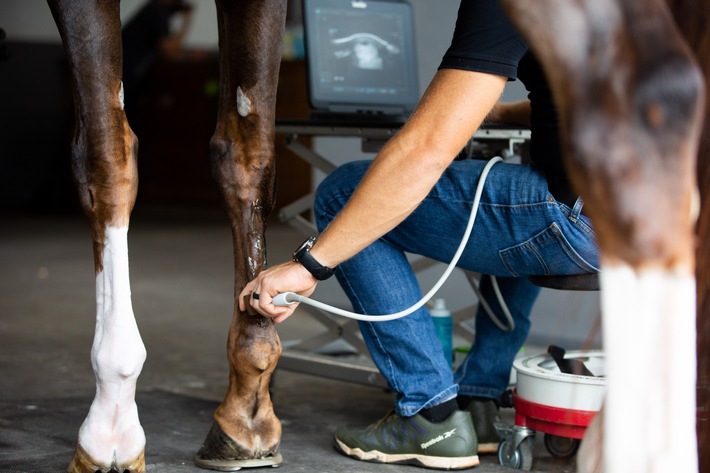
[334,438,480,470]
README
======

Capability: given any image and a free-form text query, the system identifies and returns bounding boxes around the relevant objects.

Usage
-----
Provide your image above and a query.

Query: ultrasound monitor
[302,0,419,119]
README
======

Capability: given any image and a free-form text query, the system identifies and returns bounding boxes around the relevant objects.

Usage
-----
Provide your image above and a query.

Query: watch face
[294,237,316,259]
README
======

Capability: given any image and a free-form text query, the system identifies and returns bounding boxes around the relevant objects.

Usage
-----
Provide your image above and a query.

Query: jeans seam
[549,222,600,273]
[527,239,550,274]
[487,200,557,212]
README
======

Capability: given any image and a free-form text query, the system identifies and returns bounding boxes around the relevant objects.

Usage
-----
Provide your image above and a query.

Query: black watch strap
[293,237,336,281]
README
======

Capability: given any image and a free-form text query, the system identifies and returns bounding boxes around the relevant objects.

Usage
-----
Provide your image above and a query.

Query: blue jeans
[314,158,599,417]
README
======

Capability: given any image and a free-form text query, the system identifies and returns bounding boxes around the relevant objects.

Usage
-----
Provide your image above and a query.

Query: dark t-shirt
[440,0,571,202]
[439,0,526,78]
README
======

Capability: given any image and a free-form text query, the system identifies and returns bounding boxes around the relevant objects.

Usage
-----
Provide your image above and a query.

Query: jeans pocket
[499,222,599,277]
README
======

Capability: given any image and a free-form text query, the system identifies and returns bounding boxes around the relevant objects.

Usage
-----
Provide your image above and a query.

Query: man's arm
[240,68,507,321]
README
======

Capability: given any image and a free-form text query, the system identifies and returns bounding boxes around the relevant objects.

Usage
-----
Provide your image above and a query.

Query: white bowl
[514,350,606,411]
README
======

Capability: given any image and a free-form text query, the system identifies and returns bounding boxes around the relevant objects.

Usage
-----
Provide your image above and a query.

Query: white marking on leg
[690,187,700,223]
[77,226,146,466]
[118,81,125,111]
[237,86,252,117]
[601,265,697,473]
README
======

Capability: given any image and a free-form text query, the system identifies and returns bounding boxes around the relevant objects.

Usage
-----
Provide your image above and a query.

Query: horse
[47,0,287,471]
[501,0,710,471]
[47,0,710,472]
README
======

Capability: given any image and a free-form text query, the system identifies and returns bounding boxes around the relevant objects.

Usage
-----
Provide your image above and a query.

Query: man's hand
[238,261,318,324]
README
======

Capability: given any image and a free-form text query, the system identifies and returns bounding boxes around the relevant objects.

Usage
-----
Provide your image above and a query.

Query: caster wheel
[544,433,580,459]
[498,436,534,470]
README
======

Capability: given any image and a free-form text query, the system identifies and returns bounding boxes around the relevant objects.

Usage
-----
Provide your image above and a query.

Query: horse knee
[71,124,139,221]
[633,55,705,143]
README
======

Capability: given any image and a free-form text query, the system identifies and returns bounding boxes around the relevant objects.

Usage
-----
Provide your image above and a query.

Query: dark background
[0,40,311,216]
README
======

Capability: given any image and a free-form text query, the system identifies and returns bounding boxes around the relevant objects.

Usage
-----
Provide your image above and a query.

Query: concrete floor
[0,208,579,473]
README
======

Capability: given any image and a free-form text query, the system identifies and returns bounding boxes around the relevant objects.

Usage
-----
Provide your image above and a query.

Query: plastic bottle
[430,298,453,367]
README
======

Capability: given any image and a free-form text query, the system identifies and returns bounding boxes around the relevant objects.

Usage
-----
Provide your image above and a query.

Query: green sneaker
[334,410,479,470]
[465,399,501,454]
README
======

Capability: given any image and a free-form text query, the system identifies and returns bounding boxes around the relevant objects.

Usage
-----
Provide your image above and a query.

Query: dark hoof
[195,422,282,471]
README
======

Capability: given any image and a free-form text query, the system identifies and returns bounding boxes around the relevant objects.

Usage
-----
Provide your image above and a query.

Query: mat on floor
[0,389,531,472]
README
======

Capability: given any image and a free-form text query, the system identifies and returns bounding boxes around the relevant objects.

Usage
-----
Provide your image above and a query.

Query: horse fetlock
[92,337,146,382]
[233,327,281,373]
[249,339,281,372]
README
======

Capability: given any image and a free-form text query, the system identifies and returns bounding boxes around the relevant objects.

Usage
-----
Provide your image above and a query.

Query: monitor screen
[303,0,419,114]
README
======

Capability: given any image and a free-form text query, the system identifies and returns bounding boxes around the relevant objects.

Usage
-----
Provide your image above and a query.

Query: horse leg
[47,1,145,472]
[500,0,705,471]
[664,1,710,467]
[194,1,287,470]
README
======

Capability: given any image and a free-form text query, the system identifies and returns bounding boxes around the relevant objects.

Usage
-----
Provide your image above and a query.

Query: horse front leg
[194,1,287,470]
[47,1,146,472]
[500,0,705,471]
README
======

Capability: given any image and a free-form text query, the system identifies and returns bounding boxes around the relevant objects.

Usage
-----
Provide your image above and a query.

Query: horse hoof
[195,422,282,471]
[67,444,145,473]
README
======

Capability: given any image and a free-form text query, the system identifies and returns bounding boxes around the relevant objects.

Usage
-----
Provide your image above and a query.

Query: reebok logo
[421,428,457,449]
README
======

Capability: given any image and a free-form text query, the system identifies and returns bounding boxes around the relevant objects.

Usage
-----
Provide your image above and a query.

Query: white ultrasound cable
[272,156,507,322]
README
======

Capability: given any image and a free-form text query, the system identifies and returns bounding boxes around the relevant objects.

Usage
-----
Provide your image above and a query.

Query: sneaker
[465,399,501,454]
[334,410,479,470]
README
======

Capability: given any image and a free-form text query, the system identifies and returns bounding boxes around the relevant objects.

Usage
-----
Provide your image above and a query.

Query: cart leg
[497,424,535,470]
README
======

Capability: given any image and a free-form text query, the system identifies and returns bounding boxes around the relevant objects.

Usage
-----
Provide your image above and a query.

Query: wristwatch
[293,237,336,280]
